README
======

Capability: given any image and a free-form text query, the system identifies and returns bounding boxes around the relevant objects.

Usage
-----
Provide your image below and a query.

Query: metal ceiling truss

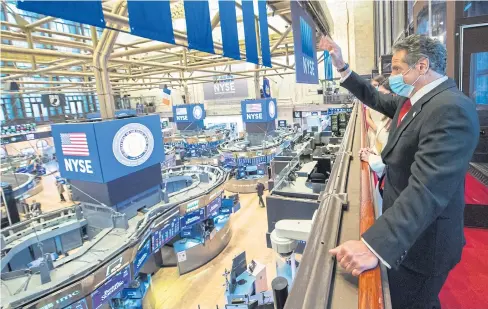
[0,0,331,96]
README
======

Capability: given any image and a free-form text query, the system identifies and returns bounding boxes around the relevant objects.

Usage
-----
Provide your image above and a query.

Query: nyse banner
[241,99,277,123]
[203,76,249,101]
[291,1,318,84]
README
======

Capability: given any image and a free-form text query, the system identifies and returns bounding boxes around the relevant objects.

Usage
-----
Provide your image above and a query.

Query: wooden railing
[358,106,385,309]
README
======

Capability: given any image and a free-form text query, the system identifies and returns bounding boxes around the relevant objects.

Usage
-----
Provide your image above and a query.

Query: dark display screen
[91,265,131,309]
[180,208,205,229]
[61,298,88,309]
[206,195,222,217]
[133,237,151,275]
[219,207,232,215]
[152,214,180,253]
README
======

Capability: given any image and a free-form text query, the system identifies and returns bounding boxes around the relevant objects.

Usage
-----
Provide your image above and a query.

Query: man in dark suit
[321,35,479,308]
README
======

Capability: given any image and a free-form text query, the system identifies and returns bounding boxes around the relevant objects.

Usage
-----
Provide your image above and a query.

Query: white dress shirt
[343,72,448,269]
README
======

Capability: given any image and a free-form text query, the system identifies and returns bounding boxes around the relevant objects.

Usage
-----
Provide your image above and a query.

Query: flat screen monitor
[311,126,319,133]
[232,251,247,278]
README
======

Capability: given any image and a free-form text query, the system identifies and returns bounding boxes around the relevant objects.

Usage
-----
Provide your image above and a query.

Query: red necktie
[380,99,412,192]
[397,99,412,126]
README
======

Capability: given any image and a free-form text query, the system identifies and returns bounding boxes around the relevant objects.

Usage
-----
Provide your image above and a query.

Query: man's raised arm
[319,36,403,119]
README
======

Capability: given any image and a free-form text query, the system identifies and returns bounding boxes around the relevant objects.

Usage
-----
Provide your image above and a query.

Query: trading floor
[144,192,278,309]
[22,183,280,309]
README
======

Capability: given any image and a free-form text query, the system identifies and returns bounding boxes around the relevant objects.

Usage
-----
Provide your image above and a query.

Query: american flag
[60,133,89,156]
[246,103,262,113]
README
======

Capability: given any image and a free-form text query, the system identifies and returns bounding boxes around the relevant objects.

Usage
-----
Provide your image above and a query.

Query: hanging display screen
[180,208,205,229]
[206,195,222,217]
[151,214,180,253]
[133,236,151,275]
[91,265,131,309]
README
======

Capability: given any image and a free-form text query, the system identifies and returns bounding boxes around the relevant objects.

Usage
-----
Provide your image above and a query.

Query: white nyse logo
[303,57,315,76]
[246,113,263,120]
[64,158,93,174]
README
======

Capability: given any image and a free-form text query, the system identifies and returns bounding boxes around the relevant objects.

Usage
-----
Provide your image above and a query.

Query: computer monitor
[311,126,319,133]
[232,251,247,278]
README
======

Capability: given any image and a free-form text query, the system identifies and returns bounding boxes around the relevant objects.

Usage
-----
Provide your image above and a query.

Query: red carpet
[439,228,488,309]
[465,173,488,205]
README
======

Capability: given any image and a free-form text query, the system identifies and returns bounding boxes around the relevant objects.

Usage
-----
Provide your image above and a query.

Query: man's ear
[417,57,430,74]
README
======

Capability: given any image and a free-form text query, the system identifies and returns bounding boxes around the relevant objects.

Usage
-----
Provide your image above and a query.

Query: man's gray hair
[392,34,447,74]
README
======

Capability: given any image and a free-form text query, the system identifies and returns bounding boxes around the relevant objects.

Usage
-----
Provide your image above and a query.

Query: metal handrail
[284,103,357,309]
[358,106,386,309]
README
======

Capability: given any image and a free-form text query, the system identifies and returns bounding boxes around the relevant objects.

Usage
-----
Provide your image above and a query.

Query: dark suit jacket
[342,72,479,276]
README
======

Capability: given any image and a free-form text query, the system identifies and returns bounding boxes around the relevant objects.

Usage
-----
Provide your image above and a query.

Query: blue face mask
[389,67,422,97]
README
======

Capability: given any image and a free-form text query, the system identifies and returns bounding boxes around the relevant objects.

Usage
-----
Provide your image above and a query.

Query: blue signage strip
[258,0,272,68]
[133,237,151,275]
[1,130,51,145]
[62,298,88,309]
[127,0,175,44]
[328,108,352,115]
[86,109,137,120]
[291,1,318,84]
[219,0,241,60]
[206,195,222,217]
[172,104,206,123]
[242,0,259,65]
[180,208,206,229]
[91,265,131,309]
[241,98,277,123]
[219,206,232,215]
[17,1,106,28]
[184,0,215,54]
[152,214,180,253]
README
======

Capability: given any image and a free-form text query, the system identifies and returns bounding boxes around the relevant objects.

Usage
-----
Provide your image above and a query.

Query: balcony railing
[283,103,391,309]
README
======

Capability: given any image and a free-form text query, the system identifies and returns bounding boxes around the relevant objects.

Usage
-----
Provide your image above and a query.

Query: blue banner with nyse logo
[172,104,206,123]
[52,115,164,184]
[241,98,278,123]
[291,1,318,84]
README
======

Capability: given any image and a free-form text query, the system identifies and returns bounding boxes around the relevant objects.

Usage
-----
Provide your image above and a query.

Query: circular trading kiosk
[164,128,229,165]
[0,163,234,309]
[162,165,236,275]
[219,128,297,193]
[1,173,43,199]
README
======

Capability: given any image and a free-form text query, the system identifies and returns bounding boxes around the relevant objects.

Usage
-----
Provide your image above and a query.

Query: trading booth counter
[1,173,43,199]
[225,175,269,193]
[1,165,229,309]
[174,214,232,275]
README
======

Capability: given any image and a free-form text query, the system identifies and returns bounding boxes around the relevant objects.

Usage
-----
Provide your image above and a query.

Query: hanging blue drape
[184,0,215,54]
[17,0,106,28]
[242,0,259,65]
[218,0,241,60]
[258,0,272,67]
[127,0,175,44]
[324,51,334,80]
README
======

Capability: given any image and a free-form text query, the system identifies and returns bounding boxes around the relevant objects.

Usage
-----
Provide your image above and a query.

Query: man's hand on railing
[329,240,379,276]
[359,148,377,162]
